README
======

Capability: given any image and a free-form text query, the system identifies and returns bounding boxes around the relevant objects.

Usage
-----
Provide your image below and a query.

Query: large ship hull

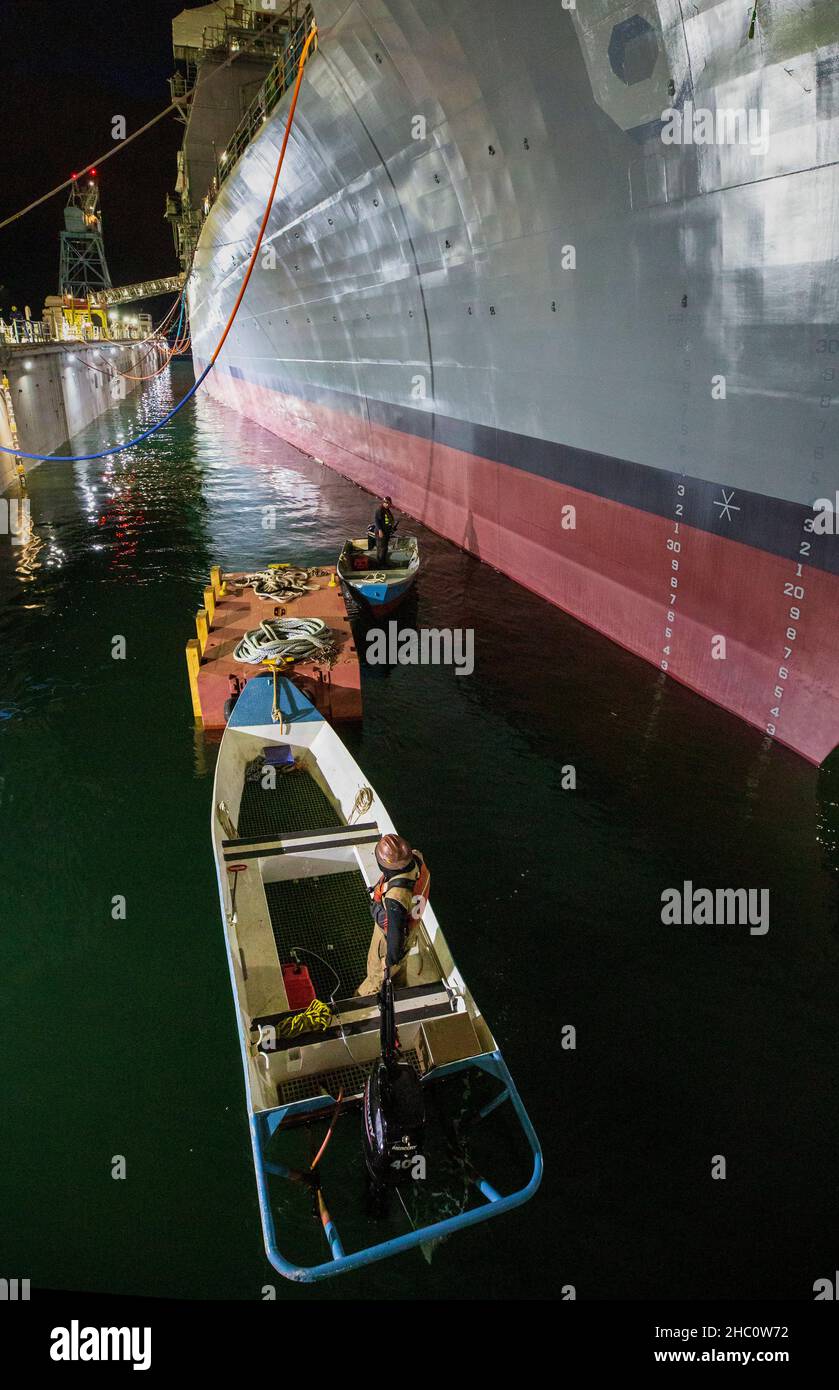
[189,0,839,763]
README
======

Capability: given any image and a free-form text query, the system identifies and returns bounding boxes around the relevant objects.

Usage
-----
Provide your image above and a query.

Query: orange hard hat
[375,834,412,871]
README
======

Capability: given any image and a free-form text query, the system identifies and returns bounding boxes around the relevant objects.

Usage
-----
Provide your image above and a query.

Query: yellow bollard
[185,639,203,720]
[203,586,215,626]
[196,608,209,653]
[328,570,337,588]
[210,564,223,599]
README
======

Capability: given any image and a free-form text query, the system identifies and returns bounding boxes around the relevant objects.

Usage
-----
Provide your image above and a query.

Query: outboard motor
[362,968,425,1208]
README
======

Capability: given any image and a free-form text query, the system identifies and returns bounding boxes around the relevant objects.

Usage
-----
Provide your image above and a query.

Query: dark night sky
[0,0,211,311]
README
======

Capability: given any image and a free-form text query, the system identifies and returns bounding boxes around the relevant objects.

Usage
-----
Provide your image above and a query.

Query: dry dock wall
[0,341,168,491]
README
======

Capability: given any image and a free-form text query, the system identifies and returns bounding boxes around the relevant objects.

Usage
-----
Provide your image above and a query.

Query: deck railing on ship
[215,10,313,195]
[193,7,315,225]
[0,322,160,347]
[0,321,51,346]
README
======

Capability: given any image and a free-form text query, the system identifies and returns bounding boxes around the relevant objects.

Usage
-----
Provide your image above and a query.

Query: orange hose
[90,318,192,383]
[115,335,191,381]
[310,1087,344,1171]
[70,295,183,381]
[0,8,299,234]
[84,338,178,382]
[95,297,187,380]
[75,23,318,388]
[210,23,318,367]
[95,344,175,382]
[43,28,318,397]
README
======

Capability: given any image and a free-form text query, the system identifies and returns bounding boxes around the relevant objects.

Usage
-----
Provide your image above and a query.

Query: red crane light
[89,167,97,176]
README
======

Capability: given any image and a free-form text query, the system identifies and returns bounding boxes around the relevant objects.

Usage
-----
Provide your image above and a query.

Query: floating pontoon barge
[185,564,362,728]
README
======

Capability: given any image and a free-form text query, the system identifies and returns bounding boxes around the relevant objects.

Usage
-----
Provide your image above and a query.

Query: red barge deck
[186,564,362,730]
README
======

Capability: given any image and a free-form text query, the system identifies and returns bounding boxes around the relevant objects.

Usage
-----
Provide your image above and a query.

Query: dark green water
[2,363,838,1301]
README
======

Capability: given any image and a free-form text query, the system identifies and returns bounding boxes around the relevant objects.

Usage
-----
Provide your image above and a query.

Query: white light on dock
[23,360,33,369]
[66,354,76,363]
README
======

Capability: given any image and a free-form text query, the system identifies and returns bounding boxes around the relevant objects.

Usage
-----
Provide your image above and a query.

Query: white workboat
[211,673,541,1281]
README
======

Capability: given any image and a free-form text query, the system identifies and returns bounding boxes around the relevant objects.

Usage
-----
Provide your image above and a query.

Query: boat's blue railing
[250,1050,542,1282]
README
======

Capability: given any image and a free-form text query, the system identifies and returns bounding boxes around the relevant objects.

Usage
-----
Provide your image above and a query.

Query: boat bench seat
[222,821,380,863]
[250,981,455,1055]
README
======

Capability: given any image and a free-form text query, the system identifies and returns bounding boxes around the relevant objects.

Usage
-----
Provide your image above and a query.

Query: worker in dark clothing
[373,495,395,565]
[356,834,430,995]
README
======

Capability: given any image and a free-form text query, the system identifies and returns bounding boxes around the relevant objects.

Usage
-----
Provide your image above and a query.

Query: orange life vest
[373,851,430,931]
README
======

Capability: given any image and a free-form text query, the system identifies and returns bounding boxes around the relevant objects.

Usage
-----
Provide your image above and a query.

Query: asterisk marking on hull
[713,489,741,523]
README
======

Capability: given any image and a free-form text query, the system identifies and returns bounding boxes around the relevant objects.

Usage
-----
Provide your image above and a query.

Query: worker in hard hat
[356,834,430,996]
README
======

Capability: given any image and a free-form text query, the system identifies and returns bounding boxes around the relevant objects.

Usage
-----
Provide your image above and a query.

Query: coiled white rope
[349,786,374,823]
[233,617,335,666]
[235,568,319,601]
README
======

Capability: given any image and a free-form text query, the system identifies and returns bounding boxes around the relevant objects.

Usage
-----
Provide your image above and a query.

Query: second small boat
[337,533,420,618]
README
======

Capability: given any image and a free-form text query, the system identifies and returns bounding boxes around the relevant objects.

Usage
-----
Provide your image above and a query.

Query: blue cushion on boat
[263,744,294,768]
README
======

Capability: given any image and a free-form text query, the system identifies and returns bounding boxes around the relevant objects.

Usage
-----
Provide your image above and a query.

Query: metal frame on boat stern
[249,1051,543,1282]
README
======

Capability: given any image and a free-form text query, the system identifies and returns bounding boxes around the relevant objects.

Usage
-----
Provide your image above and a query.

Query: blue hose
[0,293,206,464]
[2,19,318,470]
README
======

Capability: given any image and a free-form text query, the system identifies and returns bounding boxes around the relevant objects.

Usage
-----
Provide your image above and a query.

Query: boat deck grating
[264,870,373,1001]
[238,765,341,838]
[278,1050,421,1105]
